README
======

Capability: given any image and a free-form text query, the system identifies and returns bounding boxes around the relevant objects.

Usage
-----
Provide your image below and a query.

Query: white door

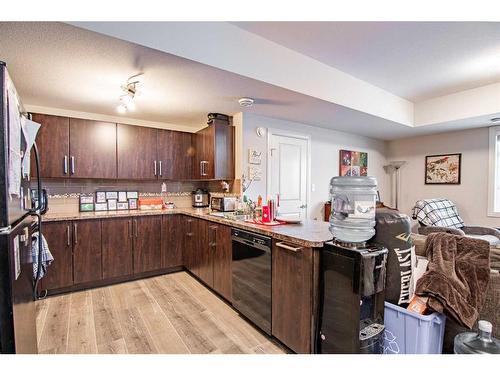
[269,133,308,219]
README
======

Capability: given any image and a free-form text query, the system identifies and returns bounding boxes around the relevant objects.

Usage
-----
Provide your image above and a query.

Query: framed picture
[118,191,128,202]
[105,191,118,200]
[425,153,461,184]
[95,202,108,211]
[128,198,138,210]
[80,195,94,204]
[127,191,138,199]
[107,199,117,210]
[248,148,262,165]
[339,149,368,176]
[79,195,94,212]
[96,191,106,203]
[117,202,129,210]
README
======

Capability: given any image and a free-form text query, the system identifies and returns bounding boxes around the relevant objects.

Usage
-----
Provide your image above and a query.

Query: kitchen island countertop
[42,207,333,247]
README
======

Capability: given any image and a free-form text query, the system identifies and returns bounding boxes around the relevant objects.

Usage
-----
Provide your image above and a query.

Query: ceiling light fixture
[116,73,143,113]
[238,97,254,107]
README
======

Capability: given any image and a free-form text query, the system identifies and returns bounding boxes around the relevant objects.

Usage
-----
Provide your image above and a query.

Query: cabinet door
[161,215,183,268]
[41,221,73,290]
[157,129,193,180]
[69,119,117,179]
[117,124,158,179]
[194,126,214,179]
[272,241,313,354]
[31,114,70,178]
[133,216,162,274]
[182,216,196,273]
[213,123,234,180]
[196,219,213,286]
[212,224,232,301]
[73,220,102,284]
[102,218,133,279]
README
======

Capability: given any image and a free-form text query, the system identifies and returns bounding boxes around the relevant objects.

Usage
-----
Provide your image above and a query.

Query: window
[488,126,500,216]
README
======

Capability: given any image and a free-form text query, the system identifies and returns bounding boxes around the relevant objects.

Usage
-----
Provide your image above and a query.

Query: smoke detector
[238,97,254,107]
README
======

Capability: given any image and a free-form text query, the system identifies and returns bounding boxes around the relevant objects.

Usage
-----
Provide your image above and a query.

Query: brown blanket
[416,232,490,328]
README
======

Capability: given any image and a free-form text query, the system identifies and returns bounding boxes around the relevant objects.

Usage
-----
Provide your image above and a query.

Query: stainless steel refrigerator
[0,61,46,354]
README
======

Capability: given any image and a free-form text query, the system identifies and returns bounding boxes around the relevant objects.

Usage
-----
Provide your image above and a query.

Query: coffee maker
[316,241,388,354]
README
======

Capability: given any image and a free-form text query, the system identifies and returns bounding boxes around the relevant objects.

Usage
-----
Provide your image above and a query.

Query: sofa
[411,233,500,353]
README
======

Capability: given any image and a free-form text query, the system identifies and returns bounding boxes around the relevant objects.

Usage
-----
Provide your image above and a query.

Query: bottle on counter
[454,320,500,354]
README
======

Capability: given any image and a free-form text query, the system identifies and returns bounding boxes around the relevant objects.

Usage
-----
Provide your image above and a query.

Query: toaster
[210,196,237,212]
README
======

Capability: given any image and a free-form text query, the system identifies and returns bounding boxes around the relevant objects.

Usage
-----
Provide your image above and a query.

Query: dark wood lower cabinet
[196,219,213,286]
[212,224,232,302]
[272,240,314,354]
[102,217,133,279]
[73,220,102,284]
[161,215,183,268]
[133,216,162,274]
[41,221,73,290]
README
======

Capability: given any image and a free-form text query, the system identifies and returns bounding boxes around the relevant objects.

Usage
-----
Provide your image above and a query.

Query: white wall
[241,113,390,220]
[388,127,500,228]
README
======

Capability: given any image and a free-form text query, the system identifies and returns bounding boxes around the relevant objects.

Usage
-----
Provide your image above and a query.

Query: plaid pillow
[412,199,464,229]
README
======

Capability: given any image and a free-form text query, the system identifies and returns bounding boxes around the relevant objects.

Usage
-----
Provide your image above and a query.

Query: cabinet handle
[73,223,78,244]
[276,242,302,253]
[66,225,70,246]
[70,156,75,175]
[128,220,132,238]
[134,219,138,238]
[200,161,203,177]
[159,161,162,177]
[154,160,157,176]
[63,155,68,174]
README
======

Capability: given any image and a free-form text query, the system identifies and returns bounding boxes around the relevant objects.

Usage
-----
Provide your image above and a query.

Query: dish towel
[31,232,54,280]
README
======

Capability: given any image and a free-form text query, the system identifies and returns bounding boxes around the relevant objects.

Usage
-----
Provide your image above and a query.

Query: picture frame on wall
[118,191,128,202]
[107,199,117,211]
[95,202,108,211]
[339,149,368,176]
[96,191,106,203]
[79,195,94,212]
[117,201,129,210]
[128,198,138,210]
[105,191,118,200]
[425,153,461,184]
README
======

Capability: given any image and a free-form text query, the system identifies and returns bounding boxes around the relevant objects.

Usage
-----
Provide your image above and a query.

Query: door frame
[266,128,312,219]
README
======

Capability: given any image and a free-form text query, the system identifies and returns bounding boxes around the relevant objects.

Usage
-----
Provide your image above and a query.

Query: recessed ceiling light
[238,97,254,107]
[491,117,500,123]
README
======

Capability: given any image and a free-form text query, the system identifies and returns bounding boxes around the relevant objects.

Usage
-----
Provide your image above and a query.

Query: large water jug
[330,176,378,243]
[454,320,500,354]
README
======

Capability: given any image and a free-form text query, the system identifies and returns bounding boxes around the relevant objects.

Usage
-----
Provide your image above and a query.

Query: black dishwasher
[231,228,272,334]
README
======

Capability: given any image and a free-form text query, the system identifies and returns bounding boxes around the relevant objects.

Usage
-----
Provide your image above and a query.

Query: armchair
[412,199,500,245]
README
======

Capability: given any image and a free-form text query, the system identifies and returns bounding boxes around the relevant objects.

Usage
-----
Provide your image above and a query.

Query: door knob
[299,204,307,209]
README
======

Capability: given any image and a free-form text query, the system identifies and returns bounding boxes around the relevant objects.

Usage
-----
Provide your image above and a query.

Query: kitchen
[1,14,499,369]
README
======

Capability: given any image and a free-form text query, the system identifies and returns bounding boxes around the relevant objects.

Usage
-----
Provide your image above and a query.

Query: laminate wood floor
[36,271,287,354]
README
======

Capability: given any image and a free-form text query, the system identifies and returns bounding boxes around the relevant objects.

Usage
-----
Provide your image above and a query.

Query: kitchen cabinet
[196,219,212,286]
[69,119,117,179]
[117,124,158,179]
[40,221,73,290]
[272,240,314,354]
[194,123,234,180]
[72,220,102,284]
[30,113,70,178]
[132,215,162,274]
[161,215,184,268]
[182,216,197,273]
[157,129,194,180]
[101,217,133,279]
[211,223,232,301]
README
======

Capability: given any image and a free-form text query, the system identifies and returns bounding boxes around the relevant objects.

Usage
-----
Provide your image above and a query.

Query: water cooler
[316,176,388,354]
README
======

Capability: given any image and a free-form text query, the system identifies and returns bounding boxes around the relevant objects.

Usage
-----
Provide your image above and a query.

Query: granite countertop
[42,208,333,247]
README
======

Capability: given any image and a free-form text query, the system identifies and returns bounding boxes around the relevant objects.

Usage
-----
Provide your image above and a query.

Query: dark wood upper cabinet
[101,217,133,279]
[272,241,314,354]
[69,119,117,179]
[194,123,234,180]
[41,221,73,290]
[132,215,162,274]
[212,224,232,302]
[117,124,158,179]
[161,215,183,268]
[31,113,70,178]
[73,220,102,284]
[157,129,194,180]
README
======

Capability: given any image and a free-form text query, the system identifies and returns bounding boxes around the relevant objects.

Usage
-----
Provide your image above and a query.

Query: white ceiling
[0,22,498,141]
[0,22,417,139]
[232,22,500,102]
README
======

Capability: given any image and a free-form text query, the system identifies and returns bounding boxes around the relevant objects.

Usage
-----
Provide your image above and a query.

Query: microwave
[211,196,237,212]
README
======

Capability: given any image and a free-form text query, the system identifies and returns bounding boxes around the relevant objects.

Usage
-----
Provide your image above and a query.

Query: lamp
[384,161,406,210]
